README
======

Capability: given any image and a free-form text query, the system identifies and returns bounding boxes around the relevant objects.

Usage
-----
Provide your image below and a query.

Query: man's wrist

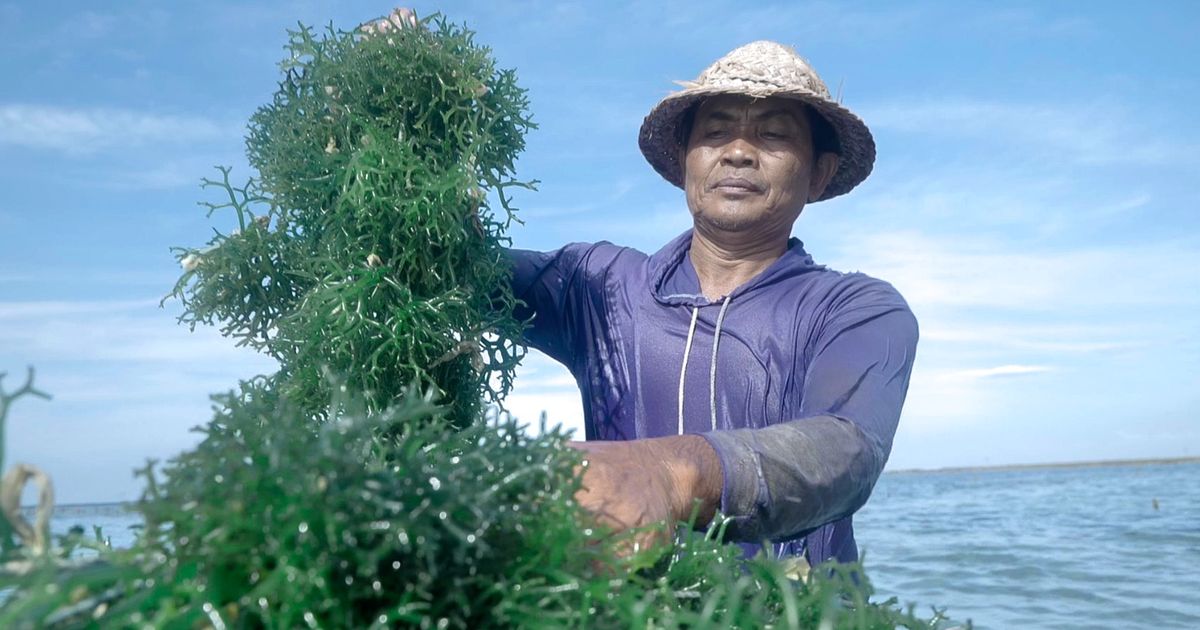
[644,435,722,526]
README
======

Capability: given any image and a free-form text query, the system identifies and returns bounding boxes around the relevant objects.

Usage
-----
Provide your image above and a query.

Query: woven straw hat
[638,41,875,201]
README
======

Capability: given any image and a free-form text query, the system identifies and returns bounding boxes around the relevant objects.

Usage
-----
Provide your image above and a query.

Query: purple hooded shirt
[508,229,918,566]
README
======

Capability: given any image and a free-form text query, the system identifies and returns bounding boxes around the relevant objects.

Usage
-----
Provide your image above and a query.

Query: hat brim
[637,86,875,202]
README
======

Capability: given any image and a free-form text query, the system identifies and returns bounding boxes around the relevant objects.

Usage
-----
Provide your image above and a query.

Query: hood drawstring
[677,295,732,435]
[677,307,701,436]
[709,296,732,431]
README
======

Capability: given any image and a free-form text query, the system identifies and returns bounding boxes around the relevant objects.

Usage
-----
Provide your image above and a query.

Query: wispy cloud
[949,364,1053,380]
[834,231,1200,314]
[0,298,160,319]
[862,99,1190,167]
[0,104,233,155]
[0,298,275,367]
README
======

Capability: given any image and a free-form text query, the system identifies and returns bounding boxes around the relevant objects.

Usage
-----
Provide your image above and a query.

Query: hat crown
[691,41,830,99]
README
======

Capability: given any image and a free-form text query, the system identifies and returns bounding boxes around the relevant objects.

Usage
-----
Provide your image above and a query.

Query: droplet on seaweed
[450,456,460,465]
[214,474,225,484]
[438,511,448,520]
[398,531,410,545]
[344,575,354,586]
[303,611,317,627]
[258,597,269,609]
[298,522,309,534]
[392,560,402,570]
[466,534,476,543]
[429,476,441,490]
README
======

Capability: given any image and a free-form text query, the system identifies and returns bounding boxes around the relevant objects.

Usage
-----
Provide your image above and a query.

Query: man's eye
[762,131,790,140]
[704,129,727,139]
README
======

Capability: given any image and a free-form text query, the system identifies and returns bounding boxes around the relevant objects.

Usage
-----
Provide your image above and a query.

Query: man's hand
[359,8,419,36]
[569,435,722,554]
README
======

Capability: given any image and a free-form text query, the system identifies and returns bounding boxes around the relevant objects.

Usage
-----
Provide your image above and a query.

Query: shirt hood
[647,229,824,307]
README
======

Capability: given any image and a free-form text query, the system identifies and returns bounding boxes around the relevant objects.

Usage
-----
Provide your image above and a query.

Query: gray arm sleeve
[701,303,918,542]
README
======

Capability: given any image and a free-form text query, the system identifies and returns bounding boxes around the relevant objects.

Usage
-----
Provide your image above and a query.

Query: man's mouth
[711,177,763,194]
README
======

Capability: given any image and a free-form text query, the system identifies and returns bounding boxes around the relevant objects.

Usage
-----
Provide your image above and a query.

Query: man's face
[682,95,836,236]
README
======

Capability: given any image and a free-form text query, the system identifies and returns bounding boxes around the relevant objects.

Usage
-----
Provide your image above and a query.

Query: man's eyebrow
[701,108,800,124]
[704,110,738,122]
[753,108,801,123]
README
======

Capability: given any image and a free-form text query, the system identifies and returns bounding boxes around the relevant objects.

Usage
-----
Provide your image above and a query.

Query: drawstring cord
[677,295,732,435]
[677,306,701,435]
[709,296,732,431]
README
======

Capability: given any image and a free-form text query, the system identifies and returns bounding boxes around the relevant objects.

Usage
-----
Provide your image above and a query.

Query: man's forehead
[695,95,806,123]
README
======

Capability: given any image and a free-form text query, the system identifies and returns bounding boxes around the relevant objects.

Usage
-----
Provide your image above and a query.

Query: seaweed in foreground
[0,11,964,628]
[2,381,956,628]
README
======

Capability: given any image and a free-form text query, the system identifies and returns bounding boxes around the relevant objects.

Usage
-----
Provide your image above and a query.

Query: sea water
[39,461,1200,629]
[855,461,1200,629]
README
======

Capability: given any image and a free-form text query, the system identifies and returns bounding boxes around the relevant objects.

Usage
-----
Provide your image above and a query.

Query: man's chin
[692,209,763,233]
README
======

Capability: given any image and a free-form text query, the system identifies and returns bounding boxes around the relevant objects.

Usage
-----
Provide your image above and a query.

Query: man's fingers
[390,8,418,29]
[359,8,419,38]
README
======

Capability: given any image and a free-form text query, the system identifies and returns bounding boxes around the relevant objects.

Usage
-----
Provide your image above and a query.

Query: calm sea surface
[855,461,1200,629]
[45,461,1199,629]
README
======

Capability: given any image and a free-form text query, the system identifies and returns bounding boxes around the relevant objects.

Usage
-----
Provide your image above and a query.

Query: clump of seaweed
[170,15,532,428]
[0,12,959,629]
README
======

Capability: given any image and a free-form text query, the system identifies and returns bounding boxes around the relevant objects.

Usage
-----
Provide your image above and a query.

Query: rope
[1,463,55,556]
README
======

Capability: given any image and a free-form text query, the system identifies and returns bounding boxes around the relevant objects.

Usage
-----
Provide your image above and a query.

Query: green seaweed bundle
[0,12,960,629]
[170,15,533,427]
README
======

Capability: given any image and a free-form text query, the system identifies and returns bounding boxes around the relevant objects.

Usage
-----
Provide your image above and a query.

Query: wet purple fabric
[508,229,917,565]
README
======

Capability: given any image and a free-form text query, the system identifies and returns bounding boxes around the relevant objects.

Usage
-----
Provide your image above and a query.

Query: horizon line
[887,455,1200,475]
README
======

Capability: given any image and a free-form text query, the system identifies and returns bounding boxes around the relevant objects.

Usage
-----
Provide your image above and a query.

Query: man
[509,40,918,570]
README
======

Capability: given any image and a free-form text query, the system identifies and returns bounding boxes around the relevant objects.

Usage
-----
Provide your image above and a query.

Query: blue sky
[1,1,1197,503]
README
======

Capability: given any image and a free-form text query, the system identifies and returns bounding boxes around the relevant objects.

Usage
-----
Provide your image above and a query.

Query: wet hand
[568,435,722,555]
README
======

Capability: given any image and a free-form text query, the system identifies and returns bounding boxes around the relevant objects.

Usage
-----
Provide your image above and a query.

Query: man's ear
[807,153,839,202]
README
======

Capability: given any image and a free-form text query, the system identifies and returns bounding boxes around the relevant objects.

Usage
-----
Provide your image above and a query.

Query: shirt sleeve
[700,278,918,543]
[505,243,618,371]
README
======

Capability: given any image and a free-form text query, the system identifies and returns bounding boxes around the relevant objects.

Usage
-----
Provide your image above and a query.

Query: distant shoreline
[887,455,1200,475]
[34,456,1200,508]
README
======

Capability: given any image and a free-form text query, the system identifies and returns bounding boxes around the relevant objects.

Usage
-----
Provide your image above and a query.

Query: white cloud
[502,349,585,438]
[0,104,233,155]
[833,231,1200,315]
[948,364,1053,380]
[861,99,1189,167]
[0,299,159,319]
[0,298,275,368]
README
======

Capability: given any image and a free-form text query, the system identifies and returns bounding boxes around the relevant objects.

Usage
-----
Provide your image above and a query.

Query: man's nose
[720,137,758,168]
